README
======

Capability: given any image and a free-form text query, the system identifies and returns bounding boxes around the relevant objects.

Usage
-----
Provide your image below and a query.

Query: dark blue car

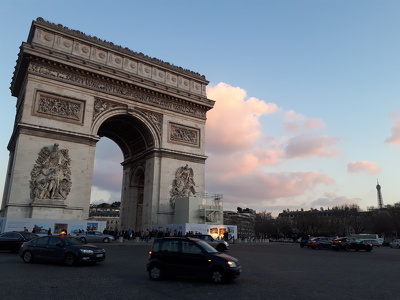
[19,235,106,265]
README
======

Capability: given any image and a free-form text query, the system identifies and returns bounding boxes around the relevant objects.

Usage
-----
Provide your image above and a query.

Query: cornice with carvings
[28,61,208,119]
[34,17,207,81]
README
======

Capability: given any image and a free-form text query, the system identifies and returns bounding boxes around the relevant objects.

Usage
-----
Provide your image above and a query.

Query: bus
[349,234,384,246]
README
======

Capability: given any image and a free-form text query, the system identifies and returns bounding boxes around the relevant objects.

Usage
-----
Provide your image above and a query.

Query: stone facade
[1,18,214,231]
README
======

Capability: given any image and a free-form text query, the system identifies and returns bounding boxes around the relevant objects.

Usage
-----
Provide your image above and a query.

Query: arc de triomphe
[1,18,215,231]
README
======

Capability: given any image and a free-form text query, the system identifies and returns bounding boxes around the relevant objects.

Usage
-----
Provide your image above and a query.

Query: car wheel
[210,268,226,284]
[216,244,224,252]
[65,253,77,266]
[367,247,372,252]
[148,264,163,281]
[344,244,350,252]
[103,237,110,243]
[318,244,324,250]
[80,237,86,243]
[22,251,34,263]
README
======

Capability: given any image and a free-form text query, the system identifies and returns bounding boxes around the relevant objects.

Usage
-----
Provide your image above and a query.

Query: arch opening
[92,114,156,231]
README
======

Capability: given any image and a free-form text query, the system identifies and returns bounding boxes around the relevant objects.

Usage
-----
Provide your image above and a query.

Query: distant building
[89,204,120,231]
[223,211,255,237]
[278,208,337,219]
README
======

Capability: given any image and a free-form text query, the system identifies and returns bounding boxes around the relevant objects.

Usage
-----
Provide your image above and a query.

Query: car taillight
[311,241,316,243]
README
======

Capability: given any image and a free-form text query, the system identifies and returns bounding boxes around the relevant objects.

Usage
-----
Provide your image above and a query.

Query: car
[19,235,106,265]
[147,237,241,283]
[331,237,373,252]
[389,239,400,248]
[74,230,115,243]
[0,231,39,252]
[361,239,381,247]
[300,236,313,248]
[190,234,229,252]
[306,237,333,249]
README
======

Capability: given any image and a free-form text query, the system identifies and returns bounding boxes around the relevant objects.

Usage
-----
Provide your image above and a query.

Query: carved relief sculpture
[34,91,85,124]
[170,164,197,207]
[93,98,125,121]
[169,123,200,147]
[30,143,72,201]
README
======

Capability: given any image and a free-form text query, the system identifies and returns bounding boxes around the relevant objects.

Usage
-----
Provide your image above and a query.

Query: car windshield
[60,237,85,245]
[20,232,37,239]
[194,240,218,253]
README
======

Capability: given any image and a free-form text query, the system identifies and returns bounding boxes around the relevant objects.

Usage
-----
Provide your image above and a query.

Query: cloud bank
[205,83,338,211]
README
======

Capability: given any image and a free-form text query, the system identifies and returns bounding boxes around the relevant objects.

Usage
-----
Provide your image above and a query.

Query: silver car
[190,234,229,252]
[390,239,400,248]
[75,231,115,243]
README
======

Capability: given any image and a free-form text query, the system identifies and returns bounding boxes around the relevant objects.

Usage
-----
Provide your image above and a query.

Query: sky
[1,1,400,217]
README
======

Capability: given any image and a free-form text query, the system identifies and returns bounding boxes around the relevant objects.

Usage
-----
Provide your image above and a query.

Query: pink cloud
[206,83,279,154]
[305,118,325,130]
[347,161,381,175]
[284,134,339,158]
[385,123,400,144]
[385,111,400,144]
[205,169,335,204]
[284,110,325,133]
[309,193,362,208]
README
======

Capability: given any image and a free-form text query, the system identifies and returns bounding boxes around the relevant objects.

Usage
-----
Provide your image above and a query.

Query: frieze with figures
[169,123,200,147]
[28,62,207,119]
[35,91,84,123]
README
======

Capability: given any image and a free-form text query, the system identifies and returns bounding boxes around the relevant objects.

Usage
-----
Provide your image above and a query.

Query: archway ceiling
[97,115,154,160]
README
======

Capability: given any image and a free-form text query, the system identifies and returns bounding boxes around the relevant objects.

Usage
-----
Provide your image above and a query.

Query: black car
[300,236,313,248]
[307,237,333,250]
[19,235,106,265]
[0,231,38,252]
[331,237,373,252]
[147,237,241,283]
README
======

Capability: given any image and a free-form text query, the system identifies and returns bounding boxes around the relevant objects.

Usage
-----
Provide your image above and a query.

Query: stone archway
[0,18,214,230]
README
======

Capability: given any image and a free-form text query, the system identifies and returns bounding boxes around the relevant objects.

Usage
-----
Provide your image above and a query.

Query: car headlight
[80,249,94,254]
[227,261,237,268]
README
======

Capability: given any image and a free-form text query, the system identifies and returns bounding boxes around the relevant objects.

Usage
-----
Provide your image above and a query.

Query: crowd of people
[102,228,208,242]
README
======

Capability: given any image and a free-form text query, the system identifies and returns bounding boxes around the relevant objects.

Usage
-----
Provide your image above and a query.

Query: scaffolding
[198,194,223,224]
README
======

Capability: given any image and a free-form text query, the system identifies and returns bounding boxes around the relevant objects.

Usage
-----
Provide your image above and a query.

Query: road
[1,241,400,300]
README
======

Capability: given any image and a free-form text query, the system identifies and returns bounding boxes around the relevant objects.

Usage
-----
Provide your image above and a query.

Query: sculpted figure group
[30,143,72,201]
[170,164,197,207]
